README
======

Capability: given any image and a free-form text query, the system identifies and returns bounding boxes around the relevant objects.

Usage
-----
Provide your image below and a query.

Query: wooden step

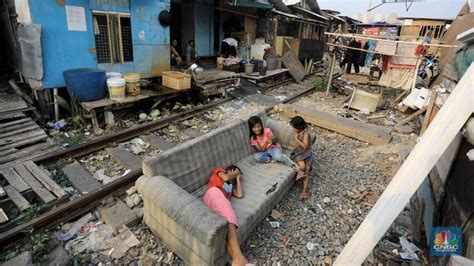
[140,134,176,151]
[62,161,101,194]
[4,185,30,211]
[14,164,56,204]
[23,161,66,198]
[106,146,142,171]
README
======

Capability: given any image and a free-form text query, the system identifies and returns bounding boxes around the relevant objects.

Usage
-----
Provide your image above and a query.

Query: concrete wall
[28,0,170,89]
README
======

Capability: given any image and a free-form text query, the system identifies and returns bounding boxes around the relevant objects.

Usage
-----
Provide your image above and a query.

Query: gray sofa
[136,112,300,265]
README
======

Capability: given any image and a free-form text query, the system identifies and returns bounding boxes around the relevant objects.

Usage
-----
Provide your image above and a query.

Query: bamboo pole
[324,32,458,48]
[326,43,421,59]
[325,53,336,96]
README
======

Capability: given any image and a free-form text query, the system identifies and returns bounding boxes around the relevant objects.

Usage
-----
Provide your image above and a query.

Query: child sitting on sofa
[203,165,249,266]
[248,116,298,171]
[289,116,315,200]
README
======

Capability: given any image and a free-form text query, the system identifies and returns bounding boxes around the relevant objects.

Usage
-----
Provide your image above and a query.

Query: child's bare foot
[299,192,310,200]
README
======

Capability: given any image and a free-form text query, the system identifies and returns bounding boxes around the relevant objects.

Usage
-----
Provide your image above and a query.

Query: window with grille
[93,12,133,64]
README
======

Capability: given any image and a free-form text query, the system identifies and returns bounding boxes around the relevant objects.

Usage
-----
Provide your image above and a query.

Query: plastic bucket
[123,73,141,96]
[107,78,126,99]
[245,63,254,75]
[266,55,279,70]
[63,68,107,102]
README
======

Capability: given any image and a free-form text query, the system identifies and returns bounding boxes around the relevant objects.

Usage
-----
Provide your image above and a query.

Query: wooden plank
[0,167,30,192]
[0,121,37,134]
[3,185,30,211]
[421,91,438,134]
[0,130,46,146]
[105,146,142,171]
[0,118,32,128]
[281,104,392,145]
[62,161,101,194]
[0,208,8,223]
[335,64,474,265]
[240,69,288,81]
[1,146,58,166]
[349,89,380,113]
[0,112,25,121]
[0,143,52,165]
[140,134,176,151]
[281,50,305,83]
[0,94,28,113]
[14,164,56,204]
[0,125,40,139]
[396,106,428,126]
[8,80,34,105]
[0,134,47,152]
[0,148,18,158]
[23,161,66,198]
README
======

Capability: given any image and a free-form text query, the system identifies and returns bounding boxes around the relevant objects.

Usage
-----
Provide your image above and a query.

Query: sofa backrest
[142,119,254,193]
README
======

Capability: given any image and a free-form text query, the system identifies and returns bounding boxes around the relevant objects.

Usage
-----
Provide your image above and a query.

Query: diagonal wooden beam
[335,63,474,265]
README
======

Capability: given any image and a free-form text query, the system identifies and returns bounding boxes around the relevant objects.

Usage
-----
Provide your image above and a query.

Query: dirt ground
[1,76,423,265]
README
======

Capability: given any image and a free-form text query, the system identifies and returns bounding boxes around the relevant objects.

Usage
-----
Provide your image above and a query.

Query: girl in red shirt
[203,165,249,266]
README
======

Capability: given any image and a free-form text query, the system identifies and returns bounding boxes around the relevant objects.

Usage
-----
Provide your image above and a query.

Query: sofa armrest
[136,175,228,245]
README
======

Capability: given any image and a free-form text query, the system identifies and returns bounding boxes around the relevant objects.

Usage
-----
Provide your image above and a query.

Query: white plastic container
[106,78,126,99]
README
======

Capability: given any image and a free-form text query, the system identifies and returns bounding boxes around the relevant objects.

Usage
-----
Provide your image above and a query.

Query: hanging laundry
[364,40,376,67]
[375,41,397,55]
[357,42,369,67]
[391,43,419,66]
[344,39,361,74]
[378,68,415,90]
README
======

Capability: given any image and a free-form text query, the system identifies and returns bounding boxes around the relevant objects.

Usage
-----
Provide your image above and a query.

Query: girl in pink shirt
[248,116,297,170]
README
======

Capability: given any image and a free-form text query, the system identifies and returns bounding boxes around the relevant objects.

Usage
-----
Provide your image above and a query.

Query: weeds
[46,160,72,187]
[313,76,327,92]
[0,230,53,263]
[55,94,84,128]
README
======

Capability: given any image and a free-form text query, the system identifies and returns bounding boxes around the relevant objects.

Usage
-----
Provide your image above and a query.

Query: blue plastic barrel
[63,68,107,102]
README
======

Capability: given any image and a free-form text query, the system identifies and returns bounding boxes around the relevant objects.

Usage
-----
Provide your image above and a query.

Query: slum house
[2,0,172,118]
[355,21,401,36]
[169,0,331,62]
[399,16,452,42]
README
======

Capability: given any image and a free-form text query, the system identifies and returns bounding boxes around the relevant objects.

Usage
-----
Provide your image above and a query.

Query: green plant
[55,94,84,128]
[46,160,72,187]
[313,76,327,92]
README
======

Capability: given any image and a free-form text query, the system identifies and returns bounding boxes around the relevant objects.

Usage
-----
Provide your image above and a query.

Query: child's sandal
[299,192,310,200]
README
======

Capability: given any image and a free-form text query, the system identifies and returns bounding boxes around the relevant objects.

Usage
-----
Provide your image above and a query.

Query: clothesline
[326,43,421,59]
[348,33,440,41]
[324,32,458,48]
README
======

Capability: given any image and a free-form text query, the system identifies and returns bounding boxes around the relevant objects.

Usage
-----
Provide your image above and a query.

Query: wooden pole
[53,88,59,122]
[411,57,421,90]
[334,64,474,265]
[326,53,336,96]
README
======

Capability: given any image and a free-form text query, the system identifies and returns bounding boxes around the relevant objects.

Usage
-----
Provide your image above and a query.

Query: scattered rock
[47,246,70,266]
[98,199,139,234]
[1,252,32,266]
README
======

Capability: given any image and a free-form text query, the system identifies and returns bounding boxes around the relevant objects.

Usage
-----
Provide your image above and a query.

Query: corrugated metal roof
[272,9,328,26]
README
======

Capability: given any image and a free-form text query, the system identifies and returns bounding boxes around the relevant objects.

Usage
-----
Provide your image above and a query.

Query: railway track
[0,77,317,246]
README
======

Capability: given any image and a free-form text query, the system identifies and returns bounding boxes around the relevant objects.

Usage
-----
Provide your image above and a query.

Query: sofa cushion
[143,119,253,193]
[232,155,296,241]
